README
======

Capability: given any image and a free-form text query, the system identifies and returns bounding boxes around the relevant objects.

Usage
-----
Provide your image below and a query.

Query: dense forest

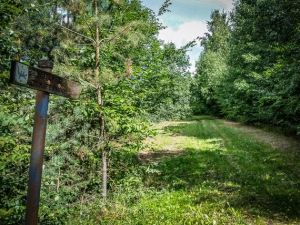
[1,0,299,224]
[192,0,300,135]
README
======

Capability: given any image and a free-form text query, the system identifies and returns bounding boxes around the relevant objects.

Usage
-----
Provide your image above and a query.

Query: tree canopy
[193,0,300,135]
[0,0,193,223]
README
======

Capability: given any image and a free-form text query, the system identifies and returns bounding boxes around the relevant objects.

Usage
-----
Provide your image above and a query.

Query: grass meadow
[71,116,300,224]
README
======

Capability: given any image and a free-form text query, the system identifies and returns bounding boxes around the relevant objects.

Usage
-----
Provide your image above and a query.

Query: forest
[192,0,300,134]
[1,0,300,224]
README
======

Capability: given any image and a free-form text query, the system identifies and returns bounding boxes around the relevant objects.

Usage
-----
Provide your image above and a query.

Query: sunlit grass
[72,117,300,224]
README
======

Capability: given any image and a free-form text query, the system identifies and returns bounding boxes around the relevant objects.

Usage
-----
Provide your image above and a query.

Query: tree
[192,10,230,115]
[0,0,196,222]
[0,0,22,71]
[52,0,162,203]
[194,0,300,134]
[226,0,300,130]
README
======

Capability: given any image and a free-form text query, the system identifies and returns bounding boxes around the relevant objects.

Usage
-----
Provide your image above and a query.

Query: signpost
[10,60,82,225]
[10,61,82,99]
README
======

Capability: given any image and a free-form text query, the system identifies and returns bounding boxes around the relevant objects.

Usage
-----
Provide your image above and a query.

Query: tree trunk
[94,0,107,204]
[95,0,99,79]
[101,117,107,202]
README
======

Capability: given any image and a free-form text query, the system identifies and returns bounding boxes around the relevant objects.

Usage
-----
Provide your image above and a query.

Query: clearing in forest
[84,116,300,224]
[134,116,300,224]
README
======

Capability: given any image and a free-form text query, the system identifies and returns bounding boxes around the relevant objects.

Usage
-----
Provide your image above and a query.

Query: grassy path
[136,116,300,224]
[80,116,300,224]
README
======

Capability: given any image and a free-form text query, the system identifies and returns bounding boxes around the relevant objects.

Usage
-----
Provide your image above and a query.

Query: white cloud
[143,0,234,72]
[158,20,207,72]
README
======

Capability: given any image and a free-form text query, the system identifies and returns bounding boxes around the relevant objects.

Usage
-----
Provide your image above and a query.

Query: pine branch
[56,23,95,43]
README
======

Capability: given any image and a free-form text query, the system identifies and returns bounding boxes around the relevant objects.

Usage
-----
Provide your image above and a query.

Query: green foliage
[158,0,172,16]
[193,2,300,134]
[226,0,300,132]
[192,10,230,116]
[133,41,192,121]
[0,0,194,223]
[0,0,22,71]
[0,71,34,223]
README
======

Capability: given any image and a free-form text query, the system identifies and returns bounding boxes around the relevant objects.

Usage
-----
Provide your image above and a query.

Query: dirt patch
[139,121,192,163]
[218,119,300,153]
[138,149,185,163]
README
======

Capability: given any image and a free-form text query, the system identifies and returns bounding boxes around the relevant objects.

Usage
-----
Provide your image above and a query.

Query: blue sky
[141,0,234,72]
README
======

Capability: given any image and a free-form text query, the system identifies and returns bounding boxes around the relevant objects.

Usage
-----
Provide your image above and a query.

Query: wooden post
[10,60,82,224]
[25,60,52,225]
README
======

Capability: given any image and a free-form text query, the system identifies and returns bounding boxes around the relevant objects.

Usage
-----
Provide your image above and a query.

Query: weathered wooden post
[10,60,82,224]
[25,60,52,224]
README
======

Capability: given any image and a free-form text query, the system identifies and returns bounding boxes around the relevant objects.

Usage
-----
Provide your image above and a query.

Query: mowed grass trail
[135,116,300,225]
[87,116,300,224]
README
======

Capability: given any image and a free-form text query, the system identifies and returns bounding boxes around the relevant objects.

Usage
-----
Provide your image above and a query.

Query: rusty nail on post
[25,60,53,225]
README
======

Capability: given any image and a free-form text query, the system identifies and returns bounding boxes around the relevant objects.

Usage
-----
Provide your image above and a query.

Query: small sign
[10,61,82,99]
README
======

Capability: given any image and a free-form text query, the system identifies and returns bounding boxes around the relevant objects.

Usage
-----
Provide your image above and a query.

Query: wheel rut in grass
[217,119,300,153]
[139,117,300,163]
[137,117,300,224]
[207,120,244,172]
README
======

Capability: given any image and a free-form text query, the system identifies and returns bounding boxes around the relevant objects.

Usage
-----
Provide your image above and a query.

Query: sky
[141,0,234,72]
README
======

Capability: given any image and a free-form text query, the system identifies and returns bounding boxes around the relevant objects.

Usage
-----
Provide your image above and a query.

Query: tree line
[192,0,300,135]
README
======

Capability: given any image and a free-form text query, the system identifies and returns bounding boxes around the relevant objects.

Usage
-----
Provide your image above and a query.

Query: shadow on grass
[145,120,300,220]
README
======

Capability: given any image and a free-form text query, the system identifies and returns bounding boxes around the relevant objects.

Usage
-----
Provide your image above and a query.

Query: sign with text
[10,61,82,99]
